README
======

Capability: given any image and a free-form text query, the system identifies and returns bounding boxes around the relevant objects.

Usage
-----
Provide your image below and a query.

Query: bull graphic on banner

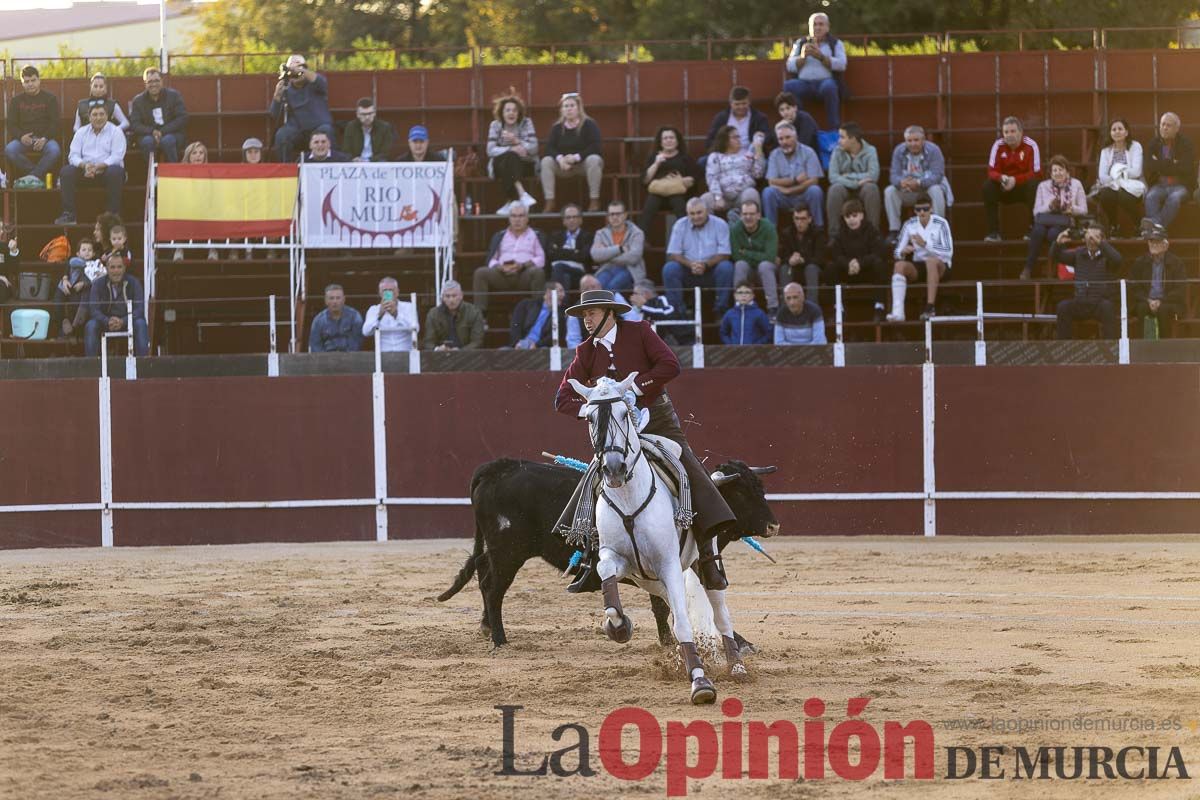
[300,162,452,249]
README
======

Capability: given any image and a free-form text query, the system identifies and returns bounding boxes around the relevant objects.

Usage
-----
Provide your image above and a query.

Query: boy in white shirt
[888,193,953,322]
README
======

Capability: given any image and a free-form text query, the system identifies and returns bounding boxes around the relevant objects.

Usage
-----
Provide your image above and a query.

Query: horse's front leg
[660,567,716,705]
[598,547,634,644]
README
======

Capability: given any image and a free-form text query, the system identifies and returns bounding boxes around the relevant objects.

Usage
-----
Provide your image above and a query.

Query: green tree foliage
[193,0,432,55]
[193,0,1200,63]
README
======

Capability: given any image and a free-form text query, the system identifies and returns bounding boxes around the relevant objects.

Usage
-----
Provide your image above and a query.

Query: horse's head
[569,373,642,488]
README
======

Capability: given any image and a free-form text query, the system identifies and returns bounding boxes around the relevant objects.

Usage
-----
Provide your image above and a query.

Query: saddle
[558,435,695,553]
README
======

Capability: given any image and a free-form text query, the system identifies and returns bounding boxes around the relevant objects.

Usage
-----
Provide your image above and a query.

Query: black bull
[439,458,780,647]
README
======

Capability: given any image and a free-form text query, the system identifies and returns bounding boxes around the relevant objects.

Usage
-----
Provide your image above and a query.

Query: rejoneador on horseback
[553,289,736,592]
[554,289,746,703]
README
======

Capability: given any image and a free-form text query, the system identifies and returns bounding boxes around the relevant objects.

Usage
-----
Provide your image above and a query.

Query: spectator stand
[146,157,303,352]
[3,31,1198,354]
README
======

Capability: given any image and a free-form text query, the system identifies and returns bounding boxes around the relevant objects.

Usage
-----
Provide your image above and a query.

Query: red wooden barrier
[2,364,1198,548]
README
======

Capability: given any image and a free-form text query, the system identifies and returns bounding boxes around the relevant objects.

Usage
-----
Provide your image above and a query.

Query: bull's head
[710,460,780,542]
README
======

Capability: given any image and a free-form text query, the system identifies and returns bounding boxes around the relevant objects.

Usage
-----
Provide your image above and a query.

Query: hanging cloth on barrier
[156,164,299,241]
[299,161,453,249]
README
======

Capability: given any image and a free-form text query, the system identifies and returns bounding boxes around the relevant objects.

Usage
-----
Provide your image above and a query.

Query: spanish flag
[156,164,299,241]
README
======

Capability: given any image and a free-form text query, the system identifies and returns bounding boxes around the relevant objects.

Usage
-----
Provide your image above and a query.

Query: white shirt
[68,121,127,169]
[729,112,752,154]
[596,318,618,352]
[894,213,954,267]
[360,127,374,160]
[362,301,419,352]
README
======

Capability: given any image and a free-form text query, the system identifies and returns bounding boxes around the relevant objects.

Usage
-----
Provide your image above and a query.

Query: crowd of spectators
[2,30,1197,355]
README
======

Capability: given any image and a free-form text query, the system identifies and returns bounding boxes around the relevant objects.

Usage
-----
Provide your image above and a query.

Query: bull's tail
[437,473,488,602]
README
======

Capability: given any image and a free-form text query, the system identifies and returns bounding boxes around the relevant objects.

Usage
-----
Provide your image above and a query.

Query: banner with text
[300,162,452,249]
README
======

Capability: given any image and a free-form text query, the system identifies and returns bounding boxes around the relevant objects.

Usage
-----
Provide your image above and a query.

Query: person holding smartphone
[362,276,419,352]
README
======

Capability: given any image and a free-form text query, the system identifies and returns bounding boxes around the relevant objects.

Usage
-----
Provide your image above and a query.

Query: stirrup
[566,558,601,593]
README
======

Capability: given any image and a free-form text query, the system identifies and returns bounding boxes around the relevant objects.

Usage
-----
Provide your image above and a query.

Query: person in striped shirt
[888,194,953,322]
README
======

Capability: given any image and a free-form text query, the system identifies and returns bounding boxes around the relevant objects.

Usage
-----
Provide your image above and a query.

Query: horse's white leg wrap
[704,587,736,640]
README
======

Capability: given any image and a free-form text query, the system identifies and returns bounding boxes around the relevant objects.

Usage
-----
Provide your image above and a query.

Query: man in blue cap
[399,125,445,162]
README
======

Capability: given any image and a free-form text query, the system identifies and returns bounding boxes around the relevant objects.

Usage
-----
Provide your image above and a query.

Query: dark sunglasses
[914,205,932,212]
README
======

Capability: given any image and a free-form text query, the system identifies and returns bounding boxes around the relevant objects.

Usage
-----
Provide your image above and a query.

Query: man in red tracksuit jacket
[982,115,1043,242]
[553,289,734,593]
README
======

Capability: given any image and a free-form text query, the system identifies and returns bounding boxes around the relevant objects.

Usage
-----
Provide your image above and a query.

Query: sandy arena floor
[1,536,1199,799]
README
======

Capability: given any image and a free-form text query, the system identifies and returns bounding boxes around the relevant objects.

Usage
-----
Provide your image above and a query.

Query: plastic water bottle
[464,193,473,215]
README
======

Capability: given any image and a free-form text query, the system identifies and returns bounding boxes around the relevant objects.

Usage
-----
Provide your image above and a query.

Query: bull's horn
[710,471,740,486]
[749,466,778,475]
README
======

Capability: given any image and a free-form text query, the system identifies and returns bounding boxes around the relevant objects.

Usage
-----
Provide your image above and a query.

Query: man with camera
[362,276,419,352]
[269,54,334,163]
[1049,221,1122,340]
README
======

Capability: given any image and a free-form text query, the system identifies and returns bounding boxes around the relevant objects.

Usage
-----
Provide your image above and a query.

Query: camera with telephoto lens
[1065,215,1098,241]
[279,62,293,81]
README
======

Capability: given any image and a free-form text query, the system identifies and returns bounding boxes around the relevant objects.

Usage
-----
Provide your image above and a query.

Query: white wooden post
[834,284,846,367]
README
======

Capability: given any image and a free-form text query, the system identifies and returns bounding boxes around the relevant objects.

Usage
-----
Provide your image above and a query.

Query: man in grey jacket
[589,200,645,294]
[884,125,949,238]
[826,122,881,236]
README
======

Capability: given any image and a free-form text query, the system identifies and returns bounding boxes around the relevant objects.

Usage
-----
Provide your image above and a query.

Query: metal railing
[99,299,138,380]
[5,26,1196,78]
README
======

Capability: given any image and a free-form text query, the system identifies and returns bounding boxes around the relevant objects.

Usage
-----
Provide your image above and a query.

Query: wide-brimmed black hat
[565,289,631,318]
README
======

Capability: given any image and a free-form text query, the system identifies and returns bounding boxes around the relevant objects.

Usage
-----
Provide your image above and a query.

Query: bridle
[587,395,643,483]
[587,393,656,579]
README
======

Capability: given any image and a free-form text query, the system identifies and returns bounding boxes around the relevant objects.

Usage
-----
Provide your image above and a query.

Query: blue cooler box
[10,308,50,340]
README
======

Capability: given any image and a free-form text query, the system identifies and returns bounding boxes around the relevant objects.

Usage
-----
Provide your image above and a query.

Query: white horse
[568,373,745,705]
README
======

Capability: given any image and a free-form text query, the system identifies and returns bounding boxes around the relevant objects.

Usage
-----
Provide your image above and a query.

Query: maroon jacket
[555,320,680,415]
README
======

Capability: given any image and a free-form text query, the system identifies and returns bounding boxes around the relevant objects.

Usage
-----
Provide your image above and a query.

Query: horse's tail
[437,468,489,602]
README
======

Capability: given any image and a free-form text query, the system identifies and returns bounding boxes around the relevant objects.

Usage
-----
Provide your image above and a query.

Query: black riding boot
[696,533,729,591]
[566,548,602,593]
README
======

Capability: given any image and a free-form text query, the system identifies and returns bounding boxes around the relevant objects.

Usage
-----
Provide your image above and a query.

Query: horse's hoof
[690,676,717,705]
[603,613,634,644]
[729,663,749,680]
